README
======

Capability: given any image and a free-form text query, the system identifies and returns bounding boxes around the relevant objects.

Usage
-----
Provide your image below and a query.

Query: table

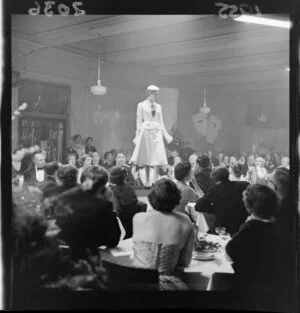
[99,234,234,291]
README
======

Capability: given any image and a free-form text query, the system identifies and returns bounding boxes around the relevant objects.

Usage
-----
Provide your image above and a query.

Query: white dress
[130,100,173,167]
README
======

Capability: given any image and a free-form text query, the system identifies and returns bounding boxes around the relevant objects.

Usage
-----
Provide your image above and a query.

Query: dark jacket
[85,145,97,155]
[23,166,45,188]
[122,165,136,187]
[54,186,121,260]
[195,180,249,235]
[111,184,139,239]
[278,196,294,230]
[240,163,248,177]
[226,219,293,292]
[42,183,78,199]
[40,176,58,198]
[194,168,215,194]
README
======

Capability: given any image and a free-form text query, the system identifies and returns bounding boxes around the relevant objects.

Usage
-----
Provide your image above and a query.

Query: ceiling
[12,15,290,89]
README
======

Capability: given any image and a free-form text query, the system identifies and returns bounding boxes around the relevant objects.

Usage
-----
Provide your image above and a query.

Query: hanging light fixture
[200,88,210,114]
[90,48,107,96]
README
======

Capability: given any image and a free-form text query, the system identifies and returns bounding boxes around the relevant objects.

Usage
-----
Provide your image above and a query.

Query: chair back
[102,260,159,290]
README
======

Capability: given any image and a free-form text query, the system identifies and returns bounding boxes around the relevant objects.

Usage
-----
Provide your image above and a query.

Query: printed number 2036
[28,1,85,16]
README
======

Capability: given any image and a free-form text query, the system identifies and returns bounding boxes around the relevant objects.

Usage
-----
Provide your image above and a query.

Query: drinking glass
[215,226,226,236]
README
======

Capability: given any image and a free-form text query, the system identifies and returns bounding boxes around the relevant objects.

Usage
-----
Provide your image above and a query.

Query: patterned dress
[132,241,188,290]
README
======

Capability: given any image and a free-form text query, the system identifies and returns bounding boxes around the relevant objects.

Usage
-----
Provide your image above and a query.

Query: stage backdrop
[159,88,179,132]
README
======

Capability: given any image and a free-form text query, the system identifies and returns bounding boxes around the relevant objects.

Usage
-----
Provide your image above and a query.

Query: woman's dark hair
[243,184,279,219]
[148,178,181,213]
[104,151,113,160]
[273,168,289,197]
[211,167,229,182]
[57,165,78,187]
[80,165,109,194]
[44,162,59,176]
[72,134,81,142]
[85,137,93,143]
[232,163,242,178]
[109,166,126,185]
[196,155,210,169]
[174,162,191,181]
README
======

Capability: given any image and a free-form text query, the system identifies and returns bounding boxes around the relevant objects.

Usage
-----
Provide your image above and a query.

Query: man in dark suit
[268,168,292,228]
[23,151,46,188]
[53,165,121,261]
[42,164,78,199]
[41,162,59,192]
[194,154,215,194]
[195,167,249,235]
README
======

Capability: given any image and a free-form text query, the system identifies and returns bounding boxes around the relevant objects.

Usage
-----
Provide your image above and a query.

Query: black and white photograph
[2,0,300,311]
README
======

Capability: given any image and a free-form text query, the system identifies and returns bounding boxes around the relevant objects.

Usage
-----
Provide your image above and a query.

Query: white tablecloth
[105,235,233,276]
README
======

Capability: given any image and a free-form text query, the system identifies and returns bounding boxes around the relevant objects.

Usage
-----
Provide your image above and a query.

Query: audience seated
[65,153,77,167]
[195,167,249,235]
[41,162,59,195]
[225,184,293,293]
[80,165,113,202]
[222,155,229,168]
[188,153,198,171]
[85,137,97,156]
[65,134,85,166]
[268,168,292,228]
[77,154,92,184]
[237,154,248,177]
[52,165,121,261]
[102,151,116,170]
[255,157,268,184]
[23,151,46,188]
[194,155,215,194]
[279,156,290,170]
[12,145,29,178]
[91,151,102,166]
[109,166,139,239]
[229,163,243,181]
[174,162,202,222]
[11,137,292,296]
[115,152,135,186]
[43,165,78,200]
[264,153,276,173]
[212,151,224,168]
[132,178,194,290]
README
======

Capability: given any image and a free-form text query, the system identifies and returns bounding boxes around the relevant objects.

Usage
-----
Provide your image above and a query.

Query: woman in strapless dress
[132,178,195,290]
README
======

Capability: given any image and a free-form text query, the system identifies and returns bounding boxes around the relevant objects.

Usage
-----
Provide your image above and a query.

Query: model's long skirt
[130,128,168,166]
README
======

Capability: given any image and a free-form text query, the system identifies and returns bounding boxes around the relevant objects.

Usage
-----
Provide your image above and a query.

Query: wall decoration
[192,88,223,144]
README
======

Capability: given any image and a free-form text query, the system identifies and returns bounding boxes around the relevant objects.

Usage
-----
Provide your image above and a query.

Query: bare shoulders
[133,211,147,222]
[173,211,193,225]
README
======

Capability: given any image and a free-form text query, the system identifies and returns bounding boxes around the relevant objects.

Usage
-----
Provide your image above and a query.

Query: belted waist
[141,121,162,130]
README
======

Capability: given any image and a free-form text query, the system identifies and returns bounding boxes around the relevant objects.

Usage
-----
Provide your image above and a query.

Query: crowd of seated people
[11,136,294,296]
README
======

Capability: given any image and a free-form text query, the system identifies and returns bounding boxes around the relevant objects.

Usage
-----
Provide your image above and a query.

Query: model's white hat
[146,85,160,91]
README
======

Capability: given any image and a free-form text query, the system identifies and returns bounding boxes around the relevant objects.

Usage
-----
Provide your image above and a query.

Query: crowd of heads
[11,133,291,292]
